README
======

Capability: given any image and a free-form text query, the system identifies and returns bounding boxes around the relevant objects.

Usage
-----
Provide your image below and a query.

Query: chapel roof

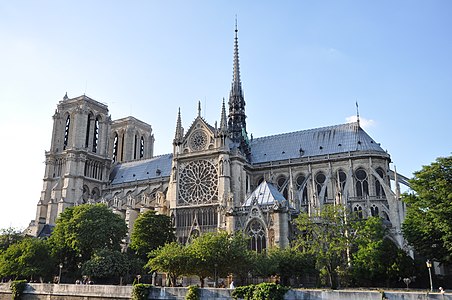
[242,181,287,207]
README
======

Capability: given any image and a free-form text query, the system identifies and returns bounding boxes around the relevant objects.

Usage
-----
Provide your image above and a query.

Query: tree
[146,242,190,287]
[48,204,127,274]
[129,210,175,260]
[186,231,252,287]
[0,228,24,253]
[82,249,130,284]
[267,247,316,286]
[0,237,54,281]
[352,217,415,287]
[294,205,355,288]
[402,156,452,263]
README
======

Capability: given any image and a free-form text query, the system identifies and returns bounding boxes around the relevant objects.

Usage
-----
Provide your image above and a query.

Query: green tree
[187,231,251,287]
[402,156,452,263]
[267,247,316,286]
[352,217,415,287]
[0,227,24,253]
[48,204,127,274]
[129,210,175,260]
[82,249,130,284]
[0,237,54,281]
[146,242,190,287]
[294,205,355,288]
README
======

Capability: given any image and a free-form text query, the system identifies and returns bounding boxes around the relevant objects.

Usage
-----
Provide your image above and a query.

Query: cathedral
[27,27,409,251]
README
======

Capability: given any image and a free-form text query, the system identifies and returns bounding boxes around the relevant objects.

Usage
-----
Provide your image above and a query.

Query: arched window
[247,219,266,253]
[276,175,288,199]
[354,205,363,219]
[92,116,100,153]
[355,168,369,198]
[64,115,71,150]
[295,174,308,205]
[85,113,93,148]
[375,168,386,198]
[134,134,138,160]
[338,170,347,192]
[315,172,328,202]
[371,205,379,217]
[140,136,145,158]
[112,133,118,162]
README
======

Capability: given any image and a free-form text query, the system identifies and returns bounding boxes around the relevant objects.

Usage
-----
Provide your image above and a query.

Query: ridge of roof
[252,122,359,142]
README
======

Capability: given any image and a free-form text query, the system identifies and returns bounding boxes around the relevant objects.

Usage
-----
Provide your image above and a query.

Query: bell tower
[31,94,112,236]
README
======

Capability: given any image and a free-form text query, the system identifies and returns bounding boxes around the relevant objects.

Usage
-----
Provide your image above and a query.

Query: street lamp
[58,263,63,284]
[426,259,433,292]
[137,275,141,284]
[214,263,218,288]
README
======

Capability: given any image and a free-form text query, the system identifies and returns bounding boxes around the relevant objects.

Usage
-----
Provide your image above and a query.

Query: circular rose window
[178,160,218,205]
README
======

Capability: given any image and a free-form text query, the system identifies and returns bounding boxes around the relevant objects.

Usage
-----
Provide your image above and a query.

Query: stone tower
[31,94,111,236]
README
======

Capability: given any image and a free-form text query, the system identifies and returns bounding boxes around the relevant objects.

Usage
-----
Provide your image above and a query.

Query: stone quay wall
[1,283,451,300]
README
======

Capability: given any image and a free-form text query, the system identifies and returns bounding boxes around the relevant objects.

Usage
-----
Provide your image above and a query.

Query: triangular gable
[243,181,286,207]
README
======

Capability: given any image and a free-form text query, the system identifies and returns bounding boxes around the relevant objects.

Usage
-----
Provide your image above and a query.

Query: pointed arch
[246,218,267,253]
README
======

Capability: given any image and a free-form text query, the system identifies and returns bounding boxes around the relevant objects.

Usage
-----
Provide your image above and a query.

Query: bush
[131,283,152,300]
[232,282,289,300]
[10,280,28,300]
[185,285,199,300]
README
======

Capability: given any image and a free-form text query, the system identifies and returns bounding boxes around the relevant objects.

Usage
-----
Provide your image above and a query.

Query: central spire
[228,19,250,157]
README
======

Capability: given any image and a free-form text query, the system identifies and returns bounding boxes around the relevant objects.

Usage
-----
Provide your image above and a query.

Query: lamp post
[214,263,218,288]
[426,259,433,292]
[58,263,63,284]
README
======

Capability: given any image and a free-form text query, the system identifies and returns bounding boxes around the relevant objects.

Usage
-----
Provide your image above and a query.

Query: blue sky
[0,1,451,230]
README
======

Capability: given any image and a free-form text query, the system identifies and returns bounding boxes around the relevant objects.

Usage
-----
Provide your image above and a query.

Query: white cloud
[345,115,376,129]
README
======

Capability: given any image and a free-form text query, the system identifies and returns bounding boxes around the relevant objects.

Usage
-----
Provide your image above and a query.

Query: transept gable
[181,116,216,153]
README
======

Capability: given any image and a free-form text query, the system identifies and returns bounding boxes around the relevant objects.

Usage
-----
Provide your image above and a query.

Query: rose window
[189,130,208,151]
[179,160,218,205]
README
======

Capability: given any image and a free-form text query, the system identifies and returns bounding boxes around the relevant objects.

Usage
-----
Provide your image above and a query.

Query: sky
[0,1,451,230]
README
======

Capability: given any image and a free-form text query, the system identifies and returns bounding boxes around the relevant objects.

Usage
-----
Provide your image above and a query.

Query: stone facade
[27,27,409,252]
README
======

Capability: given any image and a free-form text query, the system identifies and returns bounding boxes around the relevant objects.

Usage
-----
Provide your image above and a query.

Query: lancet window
[355,168,369,198]
[375,168,386,198]
[276,175,288,199]
[295,174,308,205]
[246,219,266,253]
[315,172,328,203]
[63,115,71,150]
[92,116,99,153]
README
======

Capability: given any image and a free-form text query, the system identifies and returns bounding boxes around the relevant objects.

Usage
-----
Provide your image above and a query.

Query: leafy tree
[48,204,127,273]
[146,242,190,287]
[187,231,230,287]
[267,247,316,286]
[352,217,415,287]
[402,156,452,263]
[82,249,130,284]
[294,205,355,288]
[0,227,24,253]
[129,210,175,260]
[186,231,252,287]
[0,237,54,281]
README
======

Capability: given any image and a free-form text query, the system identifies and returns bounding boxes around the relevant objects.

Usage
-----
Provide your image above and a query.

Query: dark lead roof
[109,122,387,184]
[249,122,386,164]
[110,154,173,185]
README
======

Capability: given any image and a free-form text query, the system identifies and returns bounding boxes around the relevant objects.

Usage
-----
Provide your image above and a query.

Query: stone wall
[0,283,451,300]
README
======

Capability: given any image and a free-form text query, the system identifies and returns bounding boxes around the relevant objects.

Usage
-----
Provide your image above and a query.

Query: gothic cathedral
[27,27,409,252]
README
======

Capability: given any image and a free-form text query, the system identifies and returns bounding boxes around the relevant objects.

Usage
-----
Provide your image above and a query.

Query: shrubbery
[232,282,289,300]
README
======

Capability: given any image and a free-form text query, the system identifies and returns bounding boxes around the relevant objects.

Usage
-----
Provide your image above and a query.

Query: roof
[243,181,286,207]
[110,154,173,185]
[249,122,386,164]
